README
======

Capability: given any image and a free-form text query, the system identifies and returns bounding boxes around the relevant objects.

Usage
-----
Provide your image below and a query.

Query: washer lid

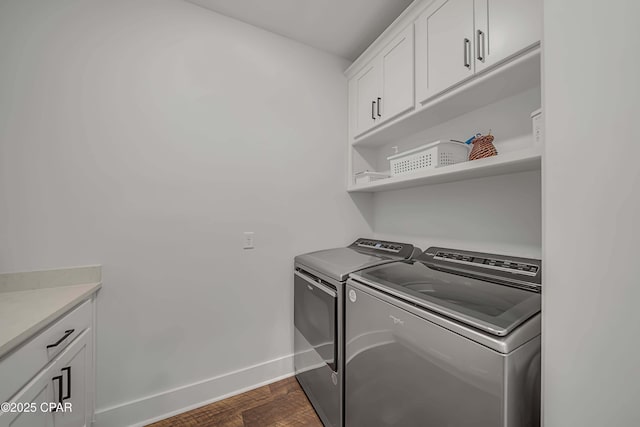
[353,260,541,336]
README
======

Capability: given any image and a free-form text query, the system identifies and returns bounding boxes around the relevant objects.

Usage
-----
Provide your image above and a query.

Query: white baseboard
[94,354,295,427]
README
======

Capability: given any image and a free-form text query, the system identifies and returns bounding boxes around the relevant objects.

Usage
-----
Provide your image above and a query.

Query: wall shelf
[347,146,541,193]
[352,47,541,148]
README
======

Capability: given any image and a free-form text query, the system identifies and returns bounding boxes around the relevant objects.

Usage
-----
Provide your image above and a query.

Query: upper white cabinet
[350,26,414,138]
[345,0,542,192]
[353,62,381,136]
[474,0,542,71]
[416,0,475,102]
[415,0,541,104]
[379,26,415,126]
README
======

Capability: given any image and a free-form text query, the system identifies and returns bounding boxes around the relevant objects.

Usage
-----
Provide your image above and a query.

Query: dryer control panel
[350,238,415,259]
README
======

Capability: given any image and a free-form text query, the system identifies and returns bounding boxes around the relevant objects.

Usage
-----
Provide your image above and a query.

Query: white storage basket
[387,140,470,176]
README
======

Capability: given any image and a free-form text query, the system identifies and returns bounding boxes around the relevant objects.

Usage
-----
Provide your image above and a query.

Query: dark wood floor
[147,376,323,427]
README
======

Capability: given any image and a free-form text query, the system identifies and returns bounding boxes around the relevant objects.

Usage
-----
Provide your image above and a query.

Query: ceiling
[185,0,414,61]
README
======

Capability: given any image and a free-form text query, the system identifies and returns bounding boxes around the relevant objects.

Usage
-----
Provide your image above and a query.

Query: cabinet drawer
[0,299,92,403]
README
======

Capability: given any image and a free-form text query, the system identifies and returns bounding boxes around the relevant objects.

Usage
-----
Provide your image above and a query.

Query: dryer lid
[295,239,415,282]
[352,260,541,336]
[295,247,397,282]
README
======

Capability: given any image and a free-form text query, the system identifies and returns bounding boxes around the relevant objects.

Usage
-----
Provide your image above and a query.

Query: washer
[294,238,418,427]
[345,246,542,427]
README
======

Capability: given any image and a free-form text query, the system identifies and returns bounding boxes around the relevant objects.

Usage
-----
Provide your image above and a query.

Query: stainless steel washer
[294,238,418,427]
[345,247,542,427]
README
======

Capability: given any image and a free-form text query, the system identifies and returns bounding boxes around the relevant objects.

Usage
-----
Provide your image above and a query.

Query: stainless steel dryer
[345,247,542,427]
[294,238,418,427]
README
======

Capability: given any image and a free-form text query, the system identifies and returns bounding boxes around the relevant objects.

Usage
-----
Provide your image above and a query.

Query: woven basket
[469,135,498,160]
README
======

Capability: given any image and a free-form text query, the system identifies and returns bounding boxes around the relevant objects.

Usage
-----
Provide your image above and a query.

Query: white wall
[0,0,371,424]
[373,170,542,257]
[543,0,640,425]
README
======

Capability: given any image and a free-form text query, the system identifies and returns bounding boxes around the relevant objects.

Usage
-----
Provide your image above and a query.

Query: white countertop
[0,283,101,359]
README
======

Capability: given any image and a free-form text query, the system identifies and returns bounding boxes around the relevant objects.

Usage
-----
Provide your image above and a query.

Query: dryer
[294,238,418,427]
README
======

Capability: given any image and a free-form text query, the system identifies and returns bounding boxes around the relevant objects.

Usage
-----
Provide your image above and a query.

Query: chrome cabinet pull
[463,38,471,69]
[477,30,485,62]
[377,97,382,117]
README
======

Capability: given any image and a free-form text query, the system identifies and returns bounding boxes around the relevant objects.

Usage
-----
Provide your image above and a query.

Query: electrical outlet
[243,232,255,249]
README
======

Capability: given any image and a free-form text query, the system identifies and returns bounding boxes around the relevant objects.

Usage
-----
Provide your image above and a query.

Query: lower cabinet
[50,330,90,427]
[0,371,55,427]
[0,298,96,427]
[0,330,91,427]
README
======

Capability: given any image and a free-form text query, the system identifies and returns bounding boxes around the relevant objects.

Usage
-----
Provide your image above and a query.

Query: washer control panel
[419,247,542,291]
[433,251,539,276]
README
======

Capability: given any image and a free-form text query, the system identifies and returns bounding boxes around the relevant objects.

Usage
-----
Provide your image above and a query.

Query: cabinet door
[51,330,90,427]
[416,0,475,103]
[353,60,382,137]
[379,26,415,124]
[0,368,55,427]
[474,0,541,71]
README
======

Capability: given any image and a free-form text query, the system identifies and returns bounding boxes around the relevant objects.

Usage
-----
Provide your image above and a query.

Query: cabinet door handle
[61,367,71,400]
[477,30,485,62]
[52,375,63,410]
[371,100,376,120]
[377,97,382,117]
[46,329,74,349]
[463,38,471,69]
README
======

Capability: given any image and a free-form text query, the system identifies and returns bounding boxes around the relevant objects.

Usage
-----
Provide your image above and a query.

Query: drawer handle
[52,375,63,411]
[61,366,71,400]
[46,329,75,349]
